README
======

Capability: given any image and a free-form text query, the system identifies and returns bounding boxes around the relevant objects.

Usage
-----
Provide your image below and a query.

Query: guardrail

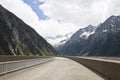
[0,57,54,75]
[67,57,120,80]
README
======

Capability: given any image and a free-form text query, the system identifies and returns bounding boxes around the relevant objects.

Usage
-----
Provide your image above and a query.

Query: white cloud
[107,0,120,15]
[0,0,120,38]
[0,0,77,37]
[0,0,40,28]
[38,19,77,37]
[40,0,120,27]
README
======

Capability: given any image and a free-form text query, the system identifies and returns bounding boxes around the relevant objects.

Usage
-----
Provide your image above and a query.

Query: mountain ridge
[80,15,120,56]
[0,5,56,56]
[57,25,96,55]
[57,15,120,56]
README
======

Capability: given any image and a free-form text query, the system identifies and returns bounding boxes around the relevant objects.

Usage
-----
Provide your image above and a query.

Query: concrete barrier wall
[67,57,120,80]
[0,56,51,62]
[0,57,54,75]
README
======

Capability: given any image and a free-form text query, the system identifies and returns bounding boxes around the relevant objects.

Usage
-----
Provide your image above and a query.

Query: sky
[0,0,120,38]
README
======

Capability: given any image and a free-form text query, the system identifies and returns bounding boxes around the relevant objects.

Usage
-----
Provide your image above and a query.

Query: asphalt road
[0,57,104,80]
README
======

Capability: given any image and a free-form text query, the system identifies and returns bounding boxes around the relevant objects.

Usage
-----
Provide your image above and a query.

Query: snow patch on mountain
[45,32,73,47]
[80,31,95,39]
[103,29,107,32]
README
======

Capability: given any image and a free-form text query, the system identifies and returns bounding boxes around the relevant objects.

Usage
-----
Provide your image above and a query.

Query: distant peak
[109,15,117,19]
[108,15,120,20]
[88,24,93,27]
[110,15,116,17]
[105,15,118,23]
[85,25,96,29]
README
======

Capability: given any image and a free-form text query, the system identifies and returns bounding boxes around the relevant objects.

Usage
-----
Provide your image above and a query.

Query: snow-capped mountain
[80,15,120,56]
[45,32,73,47]
[96,15,120,33]
[57,25,96,55]
[79,25,96,39]
[57,15,120,56]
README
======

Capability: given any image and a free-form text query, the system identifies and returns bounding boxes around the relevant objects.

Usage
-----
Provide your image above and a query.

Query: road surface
[0,57,104,80]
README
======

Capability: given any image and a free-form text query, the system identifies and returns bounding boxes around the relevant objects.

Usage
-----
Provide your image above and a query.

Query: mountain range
[1,4,120,57]
[0,5,56,56]
[57,25,96,55]
[56,15,120,56]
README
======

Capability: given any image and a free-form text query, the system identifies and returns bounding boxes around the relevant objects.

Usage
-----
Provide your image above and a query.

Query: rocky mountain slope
[0,5,56,56]
[58,15,120,56]
[80,16,120,56]
[57,25,96,55]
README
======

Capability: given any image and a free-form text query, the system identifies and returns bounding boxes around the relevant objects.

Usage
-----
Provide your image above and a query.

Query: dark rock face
[80,16,120,56]
[57,25,96,56]
[0,5,56,56]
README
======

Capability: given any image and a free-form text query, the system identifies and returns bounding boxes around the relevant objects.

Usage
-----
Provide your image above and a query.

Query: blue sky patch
[23,0,48,20]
